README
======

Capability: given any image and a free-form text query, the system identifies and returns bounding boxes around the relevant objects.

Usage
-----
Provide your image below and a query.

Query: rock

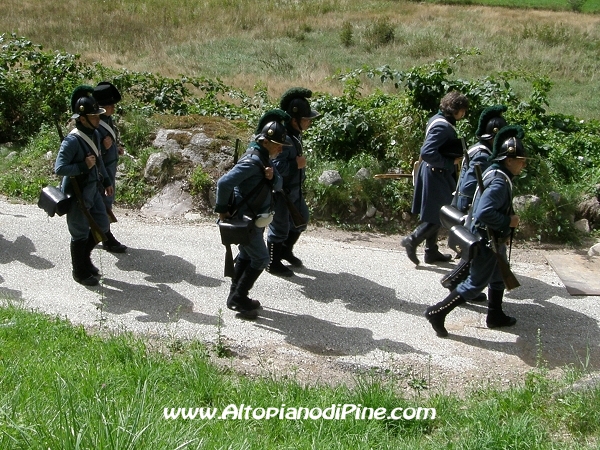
[141,181,193,218]
[577,197,600,229]
[513,194,541,212]
[318,170,343,186]
[588,243,600,257]
[144,152,169,180]
[354,168,371,180]
[365,204,377,218]
[574,218,590,233]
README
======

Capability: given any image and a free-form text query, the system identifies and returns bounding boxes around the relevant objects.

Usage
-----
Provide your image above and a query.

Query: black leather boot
[486,288,516,329]
[227,266,263,319]
[71,239,98,286]
[228,257,251,302]
[266,241,294,277]
[401,222,439,266]
[85,234,100,276]
[102,230,127,253]
[425,289,466,337]
[424,228,452,264]
[281,231,303,267]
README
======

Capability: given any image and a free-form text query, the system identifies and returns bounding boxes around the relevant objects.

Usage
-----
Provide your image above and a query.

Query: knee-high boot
[266,241,294,277]
[228,257,251,302]
[424,289,466,337]
[281,231,303,267]
[85,234,100,276]
[102,230,127,253]
[227,266,263,319]
[401,222,439,266]
[424,227,452,264]
[486,289,517,329]
[71,239,98,286]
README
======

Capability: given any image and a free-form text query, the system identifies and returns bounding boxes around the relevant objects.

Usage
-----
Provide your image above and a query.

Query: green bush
[189,166,213,196]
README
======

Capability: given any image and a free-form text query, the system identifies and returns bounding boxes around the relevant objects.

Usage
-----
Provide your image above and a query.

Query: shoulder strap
[425,117,455,136]
[99,120,116,141]
[70,129,100,157]
[468,143,490,158]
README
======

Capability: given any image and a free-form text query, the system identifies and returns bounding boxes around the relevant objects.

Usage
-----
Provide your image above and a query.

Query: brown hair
[439,91,469,116]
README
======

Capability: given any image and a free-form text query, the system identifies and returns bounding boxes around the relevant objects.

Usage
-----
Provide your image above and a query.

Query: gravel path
[1,198,598,393]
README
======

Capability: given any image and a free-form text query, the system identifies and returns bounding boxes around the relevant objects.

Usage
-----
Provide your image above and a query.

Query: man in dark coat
[402,91,469,266]
[425,125,527,337]
[266,87,319,277]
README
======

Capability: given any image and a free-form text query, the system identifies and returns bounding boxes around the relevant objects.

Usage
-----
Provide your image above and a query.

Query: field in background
[3,0,600,119]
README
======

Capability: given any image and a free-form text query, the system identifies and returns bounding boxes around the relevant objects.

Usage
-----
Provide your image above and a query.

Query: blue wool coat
[453,141,493,213]
[215,142,282,218]
[411,113,458,224]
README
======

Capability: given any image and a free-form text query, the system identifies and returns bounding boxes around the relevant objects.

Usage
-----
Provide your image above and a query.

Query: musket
[233,138,240,165]
[373,173,413,180]
[70,176,107,244]
[279,191,307,228]
[473,164,520,290]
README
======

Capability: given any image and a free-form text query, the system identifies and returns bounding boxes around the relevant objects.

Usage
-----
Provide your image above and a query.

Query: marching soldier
[266,87,319,277]
[402,91,470,266]
[440,105,509,301]
[215,110,287,319]
[425,125,527,337]
[453,105,508,213]
[93,81,127,253]
[54,86,112,286]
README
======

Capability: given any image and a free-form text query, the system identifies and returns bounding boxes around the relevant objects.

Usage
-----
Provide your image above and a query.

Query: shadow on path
[254,307,426,358]
[97,278,218,325]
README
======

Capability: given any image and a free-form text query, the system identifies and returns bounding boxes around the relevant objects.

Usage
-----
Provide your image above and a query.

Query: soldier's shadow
[289,267,401,313]
[0,234,54,270]
[254,308,426,358]
[97,278,218,325]
[0,273,23,300]
[110,247,222,288]
[447,273,600,370]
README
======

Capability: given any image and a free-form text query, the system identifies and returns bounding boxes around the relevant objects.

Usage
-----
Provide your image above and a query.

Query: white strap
[425,117,455,136]
[70,128,100,157]
[468,144,490,158]
[99,120,116,141]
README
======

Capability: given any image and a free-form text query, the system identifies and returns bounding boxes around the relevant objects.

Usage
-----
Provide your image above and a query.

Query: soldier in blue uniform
[425,125,527,337]
[453,105,507,213]
[54,87,112,286]
[215,110,287,319]
[402,91,470,266]
[93,81,127,253]
[266,87,319,277]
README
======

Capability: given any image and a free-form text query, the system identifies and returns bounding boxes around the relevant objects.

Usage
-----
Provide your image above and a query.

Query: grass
[2,1,600,119]
[0,303,599,448]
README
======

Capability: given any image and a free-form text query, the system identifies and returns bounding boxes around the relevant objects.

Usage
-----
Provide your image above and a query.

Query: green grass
[0,303,598,448]
[3,0,600,119]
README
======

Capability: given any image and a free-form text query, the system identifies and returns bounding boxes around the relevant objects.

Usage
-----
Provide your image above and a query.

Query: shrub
[340,21,354,47]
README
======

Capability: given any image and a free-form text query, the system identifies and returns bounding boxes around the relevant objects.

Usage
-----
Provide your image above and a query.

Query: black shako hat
[279,87,320,121]
[476,105,508,141]
[93,82,122,107]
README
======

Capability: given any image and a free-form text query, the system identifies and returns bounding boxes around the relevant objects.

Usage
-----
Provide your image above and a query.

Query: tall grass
[1,303,599,448]
[3,0,600,118]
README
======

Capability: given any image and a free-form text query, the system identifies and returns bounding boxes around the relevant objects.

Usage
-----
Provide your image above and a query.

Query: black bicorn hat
[489,125,526,161]
[254,109,292,146]
[93,81,122,107]
[476,105,508,141]
[279,87,320,121]
[70,85,105,119]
